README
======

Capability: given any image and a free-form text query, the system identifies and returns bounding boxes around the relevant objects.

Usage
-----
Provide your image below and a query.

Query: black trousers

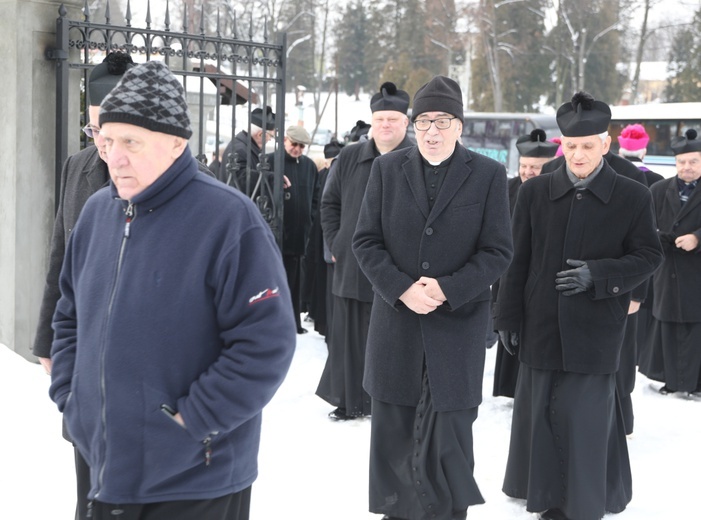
[75,447,91,520]
[88,486,251,520]
[283,254,302,330]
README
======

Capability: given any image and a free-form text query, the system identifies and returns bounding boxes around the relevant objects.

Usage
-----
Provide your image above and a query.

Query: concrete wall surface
[0,0,83,361]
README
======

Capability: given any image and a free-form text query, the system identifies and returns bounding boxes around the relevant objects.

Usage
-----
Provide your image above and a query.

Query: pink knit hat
[617,124,649,151]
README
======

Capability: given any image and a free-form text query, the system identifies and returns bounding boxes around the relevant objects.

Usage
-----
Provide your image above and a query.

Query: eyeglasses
[82,124,100,139]
[413,117,457,131]
[289,141,306,149]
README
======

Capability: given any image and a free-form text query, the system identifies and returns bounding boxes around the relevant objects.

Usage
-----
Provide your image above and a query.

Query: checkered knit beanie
[99,61,192,139]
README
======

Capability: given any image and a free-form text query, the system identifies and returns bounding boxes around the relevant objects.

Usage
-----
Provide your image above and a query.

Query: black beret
[324,139,344,158]
[88,52,135,106]
[370,82,410,114]
[556,91,611,137]
[516,129,559,158]
[251,106,276,130]
[671,129,701,155]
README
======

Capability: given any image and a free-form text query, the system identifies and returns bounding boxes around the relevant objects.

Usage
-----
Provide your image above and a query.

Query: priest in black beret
[639,128,701,399]
[491,129,558,400]
[317,82,414,424]
[495,91,663,520]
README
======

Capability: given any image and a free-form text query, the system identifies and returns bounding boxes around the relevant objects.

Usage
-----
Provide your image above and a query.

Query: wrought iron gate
[45,0,287,245]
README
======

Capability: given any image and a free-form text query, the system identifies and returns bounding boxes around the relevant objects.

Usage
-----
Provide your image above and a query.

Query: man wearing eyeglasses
[317,82,414,422]
[266,125,318,334]
[32,51,134,520]
[352,76,513,520]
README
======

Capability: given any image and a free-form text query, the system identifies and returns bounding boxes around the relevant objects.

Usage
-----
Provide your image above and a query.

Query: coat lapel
[402,147,430,220]
[675,179,701,221]
[665,178,683,218]
[84,147,109,192]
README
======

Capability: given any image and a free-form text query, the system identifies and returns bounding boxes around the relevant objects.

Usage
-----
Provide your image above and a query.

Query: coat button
[612,287,620,293]
[425,227,433,235]
[422,262,430,270]
[576,193,583,200]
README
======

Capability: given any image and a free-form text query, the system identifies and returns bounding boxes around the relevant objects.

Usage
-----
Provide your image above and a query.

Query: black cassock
[503,366,632,520]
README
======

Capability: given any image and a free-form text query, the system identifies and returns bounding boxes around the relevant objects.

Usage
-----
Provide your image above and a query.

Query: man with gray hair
[49,61,295,520]
[495,91,663,520]
[218,105,275,188]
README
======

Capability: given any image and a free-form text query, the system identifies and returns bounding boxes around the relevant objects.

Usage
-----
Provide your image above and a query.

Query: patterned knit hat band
[99,61,192,139]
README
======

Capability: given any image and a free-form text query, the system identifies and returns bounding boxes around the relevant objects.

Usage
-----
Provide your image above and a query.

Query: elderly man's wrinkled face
[101,123,187,201]
[414,111,462,163]
[676,151,701,183]
[284,137,306,158]
[561,133,610,179]
[518,156,551,183]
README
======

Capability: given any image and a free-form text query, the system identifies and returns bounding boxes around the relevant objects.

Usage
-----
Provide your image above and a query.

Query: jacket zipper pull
[203,436,212,466]
[124,202,134,238]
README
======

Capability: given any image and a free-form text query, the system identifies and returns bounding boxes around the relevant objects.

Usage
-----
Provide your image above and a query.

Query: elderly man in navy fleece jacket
[49,61,296,520]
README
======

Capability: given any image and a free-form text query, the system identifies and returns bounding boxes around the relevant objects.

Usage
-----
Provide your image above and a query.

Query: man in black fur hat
[317,82,414,421]
[639,129,701,399]
[494,91,663,520]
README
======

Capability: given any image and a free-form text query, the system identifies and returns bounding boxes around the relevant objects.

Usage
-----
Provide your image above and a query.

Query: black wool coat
[267,151,319,256]
[494,163,663,374]
[352,144,513,411]
[218,131,262,186]
[321,136,414,302]
[650,177,701,322]
[33,146,109,358]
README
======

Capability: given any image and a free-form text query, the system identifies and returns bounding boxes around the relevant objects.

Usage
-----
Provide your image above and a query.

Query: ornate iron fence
[45,0,287,245]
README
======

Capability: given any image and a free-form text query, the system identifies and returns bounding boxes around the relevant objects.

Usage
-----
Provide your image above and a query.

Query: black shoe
[297,326,308,334]
[659,385,676,395]
[539,509,569,520]
[328,408,353,421]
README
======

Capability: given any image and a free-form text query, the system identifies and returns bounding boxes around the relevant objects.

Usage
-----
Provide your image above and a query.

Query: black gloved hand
[498,330,519,356]
[555,259,593,296]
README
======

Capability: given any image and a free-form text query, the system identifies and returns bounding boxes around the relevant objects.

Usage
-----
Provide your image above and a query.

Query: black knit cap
[556,91,611,137]
[88,52,135,106]
[671,129,701,155]
[324,139,344,159]
[349,120,370,142]
[99,61,192,139]
[516,129,559,158]
[370,82,410,114]
[412,75,463,122]
[251,106,275,130]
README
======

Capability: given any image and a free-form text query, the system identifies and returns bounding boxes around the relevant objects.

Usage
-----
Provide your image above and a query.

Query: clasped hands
[399,276,446,314]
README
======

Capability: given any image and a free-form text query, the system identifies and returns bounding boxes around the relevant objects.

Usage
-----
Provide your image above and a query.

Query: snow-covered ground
[2,329,698,519]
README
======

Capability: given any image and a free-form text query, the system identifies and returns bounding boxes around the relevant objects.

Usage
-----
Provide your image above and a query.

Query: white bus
[609,103,701,177]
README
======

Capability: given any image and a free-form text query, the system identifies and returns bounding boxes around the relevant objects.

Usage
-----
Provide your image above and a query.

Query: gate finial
[165,0,171,32]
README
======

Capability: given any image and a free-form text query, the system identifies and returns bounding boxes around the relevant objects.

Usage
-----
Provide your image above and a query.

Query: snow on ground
[2,330,698,519]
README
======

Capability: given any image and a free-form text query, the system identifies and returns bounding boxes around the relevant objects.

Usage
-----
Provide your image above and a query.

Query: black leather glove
[555,259,593,296]
[498,330,519,356]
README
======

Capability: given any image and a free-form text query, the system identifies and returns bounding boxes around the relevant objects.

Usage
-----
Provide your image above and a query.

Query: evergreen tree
[471,0,550,112]
[664,8,701,102]
[335,1,370,98]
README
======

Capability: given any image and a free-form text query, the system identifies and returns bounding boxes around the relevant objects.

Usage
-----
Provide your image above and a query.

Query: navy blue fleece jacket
[49,148,296,504]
